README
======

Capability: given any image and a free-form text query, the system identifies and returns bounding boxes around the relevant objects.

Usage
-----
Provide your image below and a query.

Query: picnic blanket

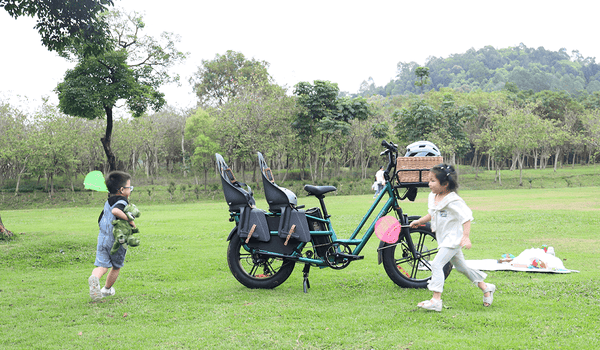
[464,247,578,274]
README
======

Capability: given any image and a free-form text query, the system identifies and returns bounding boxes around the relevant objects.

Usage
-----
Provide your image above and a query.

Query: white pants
[428,246,487,293]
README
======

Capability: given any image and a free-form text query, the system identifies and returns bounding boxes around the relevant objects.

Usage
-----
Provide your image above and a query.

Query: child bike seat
[216,153,256,212]
[258,152,298,213]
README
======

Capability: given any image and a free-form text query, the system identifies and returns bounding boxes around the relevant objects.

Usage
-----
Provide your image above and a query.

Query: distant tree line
[356,43,600,97]
[2,47,600,194]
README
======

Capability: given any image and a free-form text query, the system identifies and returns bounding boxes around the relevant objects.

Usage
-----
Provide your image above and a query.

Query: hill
[356,43,600,97]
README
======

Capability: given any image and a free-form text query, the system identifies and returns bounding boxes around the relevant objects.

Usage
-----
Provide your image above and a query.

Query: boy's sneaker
[88,275,101,302]
[101,286,115,298]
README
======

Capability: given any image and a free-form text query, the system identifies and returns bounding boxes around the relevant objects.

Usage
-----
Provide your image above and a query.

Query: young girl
[409,164,495,311]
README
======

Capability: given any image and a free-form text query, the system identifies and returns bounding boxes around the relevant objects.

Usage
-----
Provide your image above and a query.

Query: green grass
[1,188,599,349]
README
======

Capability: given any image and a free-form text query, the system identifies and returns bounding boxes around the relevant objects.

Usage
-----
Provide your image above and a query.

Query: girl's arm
[460,220,471,249]
[410,214,431,228]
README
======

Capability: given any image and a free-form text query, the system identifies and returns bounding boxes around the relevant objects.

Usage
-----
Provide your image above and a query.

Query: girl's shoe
[483,283,496,307]
[417,299,442,312]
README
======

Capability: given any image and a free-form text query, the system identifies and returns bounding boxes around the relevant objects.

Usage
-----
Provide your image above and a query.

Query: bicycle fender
[226,226,237,241]
[377,241,385,264]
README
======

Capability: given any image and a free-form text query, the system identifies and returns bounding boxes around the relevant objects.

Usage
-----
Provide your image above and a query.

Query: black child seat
[215,153,269,242]
[258,152,310,243]
[258,152,298,213]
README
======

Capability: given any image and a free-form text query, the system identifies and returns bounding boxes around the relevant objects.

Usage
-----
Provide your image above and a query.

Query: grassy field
[1,187,600,349]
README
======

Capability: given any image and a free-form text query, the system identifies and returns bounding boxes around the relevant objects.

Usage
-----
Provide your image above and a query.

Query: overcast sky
[2,0,599,112]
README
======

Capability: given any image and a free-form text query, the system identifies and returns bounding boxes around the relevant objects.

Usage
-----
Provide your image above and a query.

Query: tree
[185,108,220,190]
[1,0,114,55]
[0,213,14,239]
[56,9,186,171]
[392,100,441,144]
[190,50,271,107]
[414,66,430,94]
[0,102,32,195]
[293,80,371,180]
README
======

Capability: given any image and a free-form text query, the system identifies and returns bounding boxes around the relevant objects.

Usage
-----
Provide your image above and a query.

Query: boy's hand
[129,221,136,229]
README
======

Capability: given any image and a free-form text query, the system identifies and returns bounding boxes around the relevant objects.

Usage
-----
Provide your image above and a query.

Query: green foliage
[55,9,185,170]
[393,100,441,143]
[293,80,373,180]
[414,66,430,93]
[1,0,114,55]
[368,44,600,97]
[167,181,176,200]
[190,50,271,107]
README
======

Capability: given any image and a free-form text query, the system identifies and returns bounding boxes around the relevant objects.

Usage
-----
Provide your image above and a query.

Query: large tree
[190,50,271,107]
[56,9,186,171]
[1,0,113,55]
[293,80,371,180]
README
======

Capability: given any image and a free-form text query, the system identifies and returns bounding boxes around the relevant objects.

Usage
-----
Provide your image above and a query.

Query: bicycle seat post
[317,196,330,219]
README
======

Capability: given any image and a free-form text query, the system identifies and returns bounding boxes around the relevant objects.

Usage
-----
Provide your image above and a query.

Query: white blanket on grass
[464,248,578,274]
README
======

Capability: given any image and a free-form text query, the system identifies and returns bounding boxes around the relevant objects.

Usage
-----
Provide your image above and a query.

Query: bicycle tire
[227,232,295,289]
[381,227,452,288]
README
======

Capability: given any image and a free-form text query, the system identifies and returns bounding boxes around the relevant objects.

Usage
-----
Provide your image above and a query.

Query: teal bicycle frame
[230,170,407,268]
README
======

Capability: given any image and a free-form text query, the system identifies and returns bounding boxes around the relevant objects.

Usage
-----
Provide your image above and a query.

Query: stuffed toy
[110,203,141,255]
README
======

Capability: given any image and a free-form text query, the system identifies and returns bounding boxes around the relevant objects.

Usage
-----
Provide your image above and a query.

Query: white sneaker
[418,298,443,312]
[88,275,101,302]
[101,286,115,298]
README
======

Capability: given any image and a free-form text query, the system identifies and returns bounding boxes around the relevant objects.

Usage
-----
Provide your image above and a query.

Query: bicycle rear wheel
[381,227,452,288]
[227,232,295,289]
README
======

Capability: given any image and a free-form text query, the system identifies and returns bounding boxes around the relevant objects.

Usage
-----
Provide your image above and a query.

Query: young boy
[88,171,135,302]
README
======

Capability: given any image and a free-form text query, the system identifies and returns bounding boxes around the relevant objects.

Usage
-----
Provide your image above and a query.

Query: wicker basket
[396,156,443,183]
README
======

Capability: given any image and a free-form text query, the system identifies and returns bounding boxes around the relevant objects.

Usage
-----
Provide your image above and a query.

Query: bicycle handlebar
[381,140,398,152]
[380,140,398,181]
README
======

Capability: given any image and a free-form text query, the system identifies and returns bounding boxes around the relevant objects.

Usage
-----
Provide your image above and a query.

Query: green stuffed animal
[110,203,141,255]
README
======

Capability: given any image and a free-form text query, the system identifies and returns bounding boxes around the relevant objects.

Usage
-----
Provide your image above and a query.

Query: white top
[427,191,474,248]
[375,169,386,184]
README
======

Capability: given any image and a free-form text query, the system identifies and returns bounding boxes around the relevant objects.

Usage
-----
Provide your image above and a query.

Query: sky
[2,0,599,113]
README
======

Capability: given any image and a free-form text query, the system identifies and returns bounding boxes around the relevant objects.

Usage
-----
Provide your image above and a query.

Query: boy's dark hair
[105,171,132,194]
[431,163,458,192]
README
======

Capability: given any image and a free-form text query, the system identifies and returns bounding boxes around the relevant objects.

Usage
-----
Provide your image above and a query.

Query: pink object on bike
[375,216,401,243]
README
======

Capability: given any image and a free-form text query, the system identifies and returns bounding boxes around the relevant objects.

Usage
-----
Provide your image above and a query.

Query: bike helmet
[405,140,441,157]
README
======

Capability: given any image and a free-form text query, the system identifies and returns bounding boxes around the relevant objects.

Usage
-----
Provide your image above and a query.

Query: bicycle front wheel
[227,232,295,289]
[381,227,452,288]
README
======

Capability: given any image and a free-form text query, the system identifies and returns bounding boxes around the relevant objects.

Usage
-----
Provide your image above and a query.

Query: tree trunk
[101,106,117,171]
[553,147,560,172]
[14,160,27,196]
[181,129,187,177]
[0,214,14,238]
[518,154,524,186]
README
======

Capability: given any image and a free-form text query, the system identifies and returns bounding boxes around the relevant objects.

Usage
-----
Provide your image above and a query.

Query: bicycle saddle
[303,185,337,198]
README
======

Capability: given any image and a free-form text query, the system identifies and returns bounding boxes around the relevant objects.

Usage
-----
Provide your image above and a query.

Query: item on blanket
[542,244,548,253]
[529,258,547,269]
[512,248,566,272]
[465,247,577,273]
[497,253,515,263]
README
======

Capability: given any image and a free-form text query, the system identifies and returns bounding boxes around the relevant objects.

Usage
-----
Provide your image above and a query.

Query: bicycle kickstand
[302,264,311,293]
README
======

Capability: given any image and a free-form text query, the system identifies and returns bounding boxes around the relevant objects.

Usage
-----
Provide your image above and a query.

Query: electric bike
[216,141,451,292]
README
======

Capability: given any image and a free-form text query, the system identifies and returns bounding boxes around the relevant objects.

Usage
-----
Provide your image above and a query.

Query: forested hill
[356,43,600,97]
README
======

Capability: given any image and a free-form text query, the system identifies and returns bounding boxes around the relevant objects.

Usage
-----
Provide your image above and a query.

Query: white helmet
[405,141,441,157]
